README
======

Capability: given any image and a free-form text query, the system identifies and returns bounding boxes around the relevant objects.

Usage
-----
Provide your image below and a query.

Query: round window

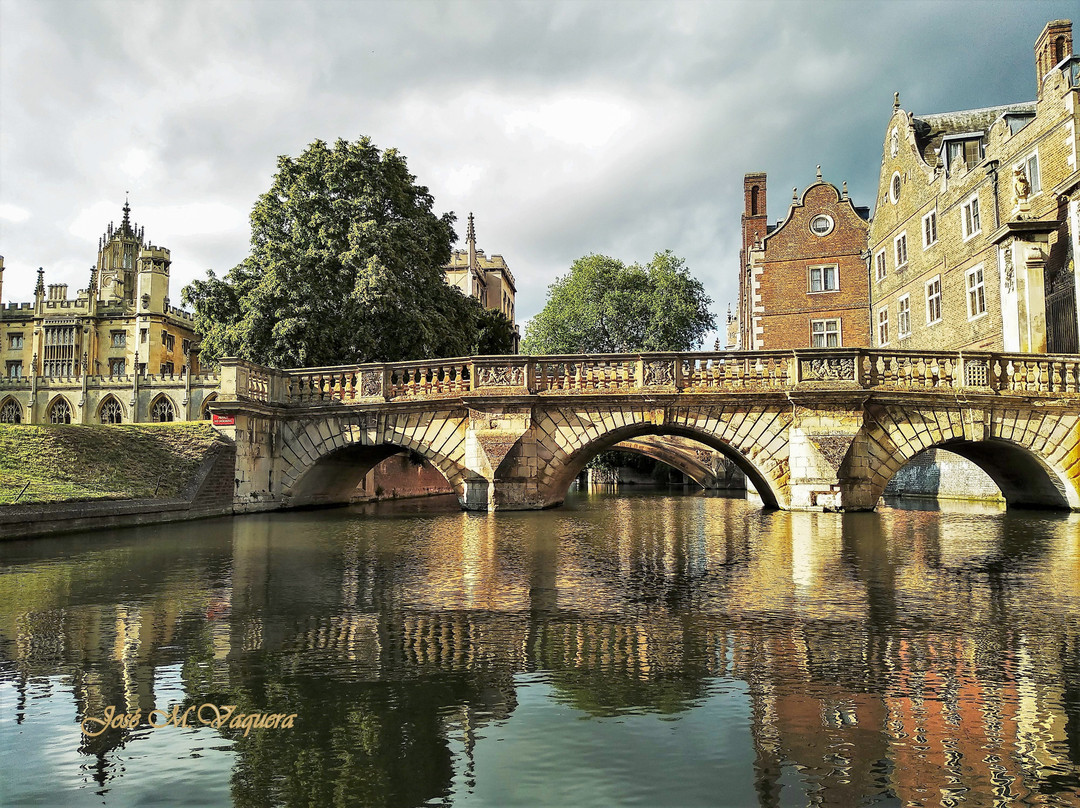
[809,214,834,236]
[890,172,902,204]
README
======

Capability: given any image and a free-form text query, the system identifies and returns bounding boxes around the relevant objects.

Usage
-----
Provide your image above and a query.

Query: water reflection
[1,492,1079,806]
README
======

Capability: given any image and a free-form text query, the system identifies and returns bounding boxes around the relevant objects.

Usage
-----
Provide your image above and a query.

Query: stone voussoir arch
[278,407,476,506]
[530,401,795,509]
[853,400,1080,509]
[613,437,720,489]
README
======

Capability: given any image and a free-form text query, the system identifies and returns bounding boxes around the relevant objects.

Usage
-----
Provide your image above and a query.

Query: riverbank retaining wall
[0,429,237,540]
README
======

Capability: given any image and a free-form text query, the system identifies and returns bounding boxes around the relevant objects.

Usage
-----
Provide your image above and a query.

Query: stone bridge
[211,350,1080,513]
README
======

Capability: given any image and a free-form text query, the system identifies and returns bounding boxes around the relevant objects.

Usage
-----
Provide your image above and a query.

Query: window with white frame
[962,194,981,240]
[808,264,838,293]
[877,307,890,345]
[875,250,886,282]
[922,210,937,248]
[966,264,986,318]
[1018,152,1040,195]
[946,137,983,171]
[894,232,908,269]
[898,295,911,338]
[810,318,841,348]
[889,172,901,204]
[926,276,942,324]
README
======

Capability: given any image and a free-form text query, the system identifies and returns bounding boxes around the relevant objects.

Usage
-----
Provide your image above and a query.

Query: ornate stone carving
[1014,165,1031,208]
[1003,241,1015,293]
[803,357,855,381]
[360,370,382,397]
[643,360,674,386]
[477,364,523,387]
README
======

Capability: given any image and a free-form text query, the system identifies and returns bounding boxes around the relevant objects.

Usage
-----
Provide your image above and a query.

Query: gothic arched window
[49,398,72,424]
[0,399,21,424]
[151,396,175,422]
[100,397,124,424]
[200,394,217,421]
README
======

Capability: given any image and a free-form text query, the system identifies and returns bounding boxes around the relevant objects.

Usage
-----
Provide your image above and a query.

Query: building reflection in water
[1,495,1079,806]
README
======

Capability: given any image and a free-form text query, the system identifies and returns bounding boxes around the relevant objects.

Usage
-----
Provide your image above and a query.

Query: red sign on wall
[212,414,236,426]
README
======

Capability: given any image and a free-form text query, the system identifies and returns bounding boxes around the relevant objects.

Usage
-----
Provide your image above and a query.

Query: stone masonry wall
[883,448,1003,501]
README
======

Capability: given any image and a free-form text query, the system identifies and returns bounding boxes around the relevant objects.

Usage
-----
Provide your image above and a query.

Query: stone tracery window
[0,399,21,424]
[151,396,175,422]
[49,398,72,424]
[100,397,123,424]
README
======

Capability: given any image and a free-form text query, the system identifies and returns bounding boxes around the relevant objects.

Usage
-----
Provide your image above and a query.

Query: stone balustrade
[213,349,1080,408]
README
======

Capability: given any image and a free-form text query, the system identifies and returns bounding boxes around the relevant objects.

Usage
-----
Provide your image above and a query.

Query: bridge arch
[852,404,1080,510]
[278,410,476,508]
[609,437,719,489]
[529,404,791,510]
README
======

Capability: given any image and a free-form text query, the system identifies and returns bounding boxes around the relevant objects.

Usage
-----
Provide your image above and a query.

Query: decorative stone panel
[643,360,674,386]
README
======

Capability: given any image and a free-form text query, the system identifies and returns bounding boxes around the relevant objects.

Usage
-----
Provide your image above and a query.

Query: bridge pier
[782,403,876,512]
[461,478,491,511]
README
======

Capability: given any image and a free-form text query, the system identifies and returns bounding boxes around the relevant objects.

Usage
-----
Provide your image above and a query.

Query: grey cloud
[1,0,1071,334]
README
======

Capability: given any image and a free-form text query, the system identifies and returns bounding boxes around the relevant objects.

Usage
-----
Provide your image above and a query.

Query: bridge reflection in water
[2,492,1079,806]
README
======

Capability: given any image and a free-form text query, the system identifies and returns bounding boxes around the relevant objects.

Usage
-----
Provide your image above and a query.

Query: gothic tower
[96,199,146,304]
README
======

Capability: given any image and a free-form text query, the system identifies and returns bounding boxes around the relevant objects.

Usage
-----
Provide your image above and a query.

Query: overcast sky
[0,0,1073,342]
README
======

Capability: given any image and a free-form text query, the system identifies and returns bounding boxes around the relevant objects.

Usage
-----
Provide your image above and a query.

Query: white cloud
[0,203,30,223]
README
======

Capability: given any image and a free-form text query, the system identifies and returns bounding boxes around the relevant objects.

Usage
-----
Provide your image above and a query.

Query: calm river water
[1,489,1079,807]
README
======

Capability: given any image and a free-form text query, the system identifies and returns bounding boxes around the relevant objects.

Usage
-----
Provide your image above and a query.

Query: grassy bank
[0,422,228,505]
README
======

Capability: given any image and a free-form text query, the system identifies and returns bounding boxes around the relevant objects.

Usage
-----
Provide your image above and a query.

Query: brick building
[739,169,871,350]
[868,20,1080,354]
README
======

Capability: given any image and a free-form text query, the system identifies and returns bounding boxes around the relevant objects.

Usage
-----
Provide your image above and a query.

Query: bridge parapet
[219,349,1080,408]
[211,350,1080,515]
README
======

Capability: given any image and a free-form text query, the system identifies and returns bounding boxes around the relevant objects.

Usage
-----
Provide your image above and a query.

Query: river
[1,489,1079,807]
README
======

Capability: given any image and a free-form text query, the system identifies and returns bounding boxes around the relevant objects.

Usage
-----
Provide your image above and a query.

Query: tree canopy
[521,251,715,354]
[182,136,514,368]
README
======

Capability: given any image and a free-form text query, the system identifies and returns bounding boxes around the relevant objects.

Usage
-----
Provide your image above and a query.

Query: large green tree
[182,136,513,368]
[522,251,715,354]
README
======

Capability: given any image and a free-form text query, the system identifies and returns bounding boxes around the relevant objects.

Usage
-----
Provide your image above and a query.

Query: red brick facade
[742,172,871,350]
